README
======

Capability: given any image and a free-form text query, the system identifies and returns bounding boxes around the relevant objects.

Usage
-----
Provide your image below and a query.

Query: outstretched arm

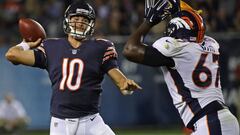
[108,68,142,95]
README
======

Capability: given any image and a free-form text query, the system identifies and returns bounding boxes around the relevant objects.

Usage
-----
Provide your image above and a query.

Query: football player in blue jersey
[123,0,239,135]
[5,1,141,135]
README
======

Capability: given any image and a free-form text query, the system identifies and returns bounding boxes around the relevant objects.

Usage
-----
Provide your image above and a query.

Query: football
[19,18,46,42]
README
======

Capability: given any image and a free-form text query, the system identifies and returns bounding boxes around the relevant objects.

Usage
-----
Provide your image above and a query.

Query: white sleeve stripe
[37,46,46,54]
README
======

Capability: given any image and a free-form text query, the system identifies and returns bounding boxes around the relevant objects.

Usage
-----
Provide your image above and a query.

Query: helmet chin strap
[68,23,92,40]
[69,26,86,39]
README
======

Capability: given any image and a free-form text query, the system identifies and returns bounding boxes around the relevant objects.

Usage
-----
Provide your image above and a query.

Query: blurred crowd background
[0,0,240,46]
[0,0,240,131]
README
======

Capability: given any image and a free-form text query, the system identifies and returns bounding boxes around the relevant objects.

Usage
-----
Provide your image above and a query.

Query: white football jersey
[152,36,225,126]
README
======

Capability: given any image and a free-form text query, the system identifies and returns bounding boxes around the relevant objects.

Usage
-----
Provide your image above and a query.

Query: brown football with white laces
[19,18,46,42]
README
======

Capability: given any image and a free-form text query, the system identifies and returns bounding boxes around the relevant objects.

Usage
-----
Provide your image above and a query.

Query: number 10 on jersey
[60,58,84,91]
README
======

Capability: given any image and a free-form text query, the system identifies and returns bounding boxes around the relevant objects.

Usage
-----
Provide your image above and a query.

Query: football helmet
[63,1,95,39]
[166,1,205,43]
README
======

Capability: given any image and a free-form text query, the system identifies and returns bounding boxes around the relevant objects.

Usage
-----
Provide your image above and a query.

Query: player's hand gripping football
[22,38,42,49]
[120,79,142,95]
[145,0,180,26]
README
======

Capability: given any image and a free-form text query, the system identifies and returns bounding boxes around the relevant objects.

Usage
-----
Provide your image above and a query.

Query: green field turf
[115,129,184,135]
[20,128,184,135]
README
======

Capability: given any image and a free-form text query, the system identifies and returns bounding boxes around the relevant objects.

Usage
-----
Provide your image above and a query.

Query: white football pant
[50,113,115,135]
[191,109,239,135]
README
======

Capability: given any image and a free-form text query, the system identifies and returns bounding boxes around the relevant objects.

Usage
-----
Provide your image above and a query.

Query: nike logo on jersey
[166,39,171,43]
[164,40,172,50]
[90,116,97,121]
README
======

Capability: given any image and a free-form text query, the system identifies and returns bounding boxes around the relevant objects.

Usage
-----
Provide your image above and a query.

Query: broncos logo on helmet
[166,1,205,43]
[63,1,96,39]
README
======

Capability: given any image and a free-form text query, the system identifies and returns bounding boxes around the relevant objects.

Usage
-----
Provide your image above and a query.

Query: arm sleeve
[33,45,47,69]
[143,46,175,67]
[101,41,119,73]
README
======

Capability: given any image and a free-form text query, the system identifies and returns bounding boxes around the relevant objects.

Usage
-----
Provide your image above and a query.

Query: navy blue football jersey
[34,38,118,118]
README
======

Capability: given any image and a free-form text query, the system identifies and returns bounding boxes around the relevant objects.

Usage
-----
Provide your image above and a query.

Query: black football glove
[145,0,180,26]
[168,0,180,15]
[145,0,170,26]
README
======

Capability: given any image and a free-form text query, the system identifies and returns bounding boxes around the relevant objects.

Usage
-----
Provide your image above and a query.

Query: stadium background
[0,0,240,134]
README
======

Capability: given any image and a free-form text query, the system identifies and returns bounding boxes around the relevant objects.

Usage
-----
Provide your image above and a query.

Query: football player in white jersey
[123,0,239,134]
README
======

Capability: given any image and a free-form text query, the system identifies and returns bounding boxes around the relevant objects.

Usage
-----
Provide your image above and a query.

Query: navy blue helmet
[63,1,96,39]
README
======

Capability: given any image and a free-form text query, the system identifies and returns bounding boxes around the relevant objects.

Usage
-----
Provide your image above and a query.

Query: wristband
[17,41,30,50]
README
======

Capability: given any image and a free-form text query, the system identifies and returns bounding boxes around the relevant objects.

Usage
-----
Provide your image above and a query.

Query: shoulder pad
[204,36,217,44]
[203,36,220,54]
[43,38,61,42]
[42,38,60,43]
[152,37,186,57]
[42,38,63,46]
[204,36,219,48]
[96,38,114,46]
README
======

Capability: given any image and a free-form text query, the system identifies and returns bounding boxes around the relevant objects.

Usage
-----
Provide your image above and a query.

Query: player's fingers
[134,83,142,90]
[145,0,151,8]
[150,0,155,7]
[121,80,133,91]
[120,80,128,91]
[27,38,42,49]
[27,38,41,43]
[132,84,142,90]
[32,38,42,47]
[35,38,42,44]
[127,80,142,90]
[129,80,140,89]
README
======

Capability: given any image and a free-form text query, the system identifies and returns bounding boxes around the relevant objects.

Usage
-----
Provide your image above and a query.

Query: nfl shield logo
[72,49,77,55]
